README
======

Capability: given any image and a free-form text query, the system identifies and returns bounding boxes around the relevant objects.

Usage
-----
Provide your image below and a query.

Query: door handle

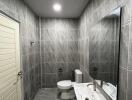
[13,71,22,85]
[17,71,22,78]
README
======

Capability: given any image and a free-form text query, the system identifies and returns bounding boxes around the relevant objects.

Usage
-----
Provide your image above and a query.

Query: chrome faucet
[87,80,97,91]
[93,80,97,91]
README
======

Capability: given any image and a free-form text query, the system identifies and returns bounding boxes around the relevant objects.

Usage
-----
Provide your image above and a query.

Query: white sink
[73,83,107,100]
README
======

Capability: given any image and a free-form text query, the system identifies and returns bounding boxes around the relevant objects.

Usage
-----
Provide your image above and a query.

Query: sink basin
[73,83,107,100]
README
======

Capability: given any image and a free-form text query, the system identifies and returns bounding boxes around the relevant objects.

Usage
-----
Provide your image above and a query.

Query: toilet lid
[57,80,72,89]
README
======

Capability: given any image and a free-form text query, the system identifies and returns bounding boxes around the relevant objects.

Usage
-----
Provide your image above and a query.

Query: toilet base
[57,88,75,100]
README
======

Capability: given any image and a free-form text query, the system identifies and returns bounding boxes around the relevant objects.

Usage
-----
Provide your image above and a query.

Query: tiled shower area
[0,0,132,100]
[40,19,79,87]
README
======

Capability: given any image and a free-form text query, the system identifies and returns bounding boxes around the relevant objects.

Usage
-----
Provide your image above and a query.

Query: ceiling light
[53,3,61,12]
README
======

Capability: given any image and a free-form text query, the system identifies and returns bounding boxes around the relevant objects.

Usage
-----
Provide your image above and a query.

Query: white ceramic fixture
[57,69,82,100]
[73,83,107,100]
[57,69,82,90]
[57,80,72,89]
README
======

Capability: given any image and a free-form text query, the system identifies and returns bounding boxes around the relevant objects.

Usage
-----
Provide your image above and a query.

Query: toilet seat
[57,80,72,89]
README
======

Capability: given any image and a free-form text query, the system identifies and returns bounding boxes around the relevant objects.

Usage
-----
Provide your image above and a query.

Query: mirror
[89,7,121,100]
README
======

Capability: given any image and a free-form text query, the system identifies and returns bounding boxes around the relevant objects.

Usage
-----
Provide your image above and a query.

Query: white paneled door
[0,13,22,100]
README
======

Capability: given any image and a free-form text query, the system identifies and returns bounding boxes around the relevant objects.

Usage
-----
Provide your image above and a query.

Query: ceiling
[24,0,89,18]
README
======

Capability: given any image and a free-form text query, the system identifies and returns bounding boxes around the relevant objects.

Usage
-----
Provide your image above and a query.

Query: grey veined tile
[42,53,56,63]
[128,41,132,70]
[119,40,128,69]
[121,1,131,25]
[45,74,57,87]
[121,25,129,46]
[56,40,68,53]
[55,19,68,30]
[68,53,80,63]
[56,30,68,41]
[44,63,57,73]
[41,29,56,41]
[41,19,55,29]
[68,41,78,53]
[56,53,68,63]
[118,68,127,100]
[42,41,56,53]
[127,70,132,100]
[67,30,79,41]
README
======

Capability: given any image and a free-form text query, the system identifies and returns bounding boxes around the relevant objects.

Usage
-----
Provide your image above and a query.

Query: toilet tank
[75,69,82,83]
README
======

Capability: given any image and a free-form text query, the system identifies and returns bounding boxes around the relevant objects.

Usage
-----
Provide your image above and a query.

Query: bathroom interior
[0,0,131,100]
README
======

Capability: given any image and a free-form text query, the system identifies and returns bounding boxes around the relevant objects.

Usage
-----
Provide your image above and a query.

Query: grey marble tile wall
[0,0,132,100]
[0,0,41,100]
[79,0,132,99]
[41,18,79,88]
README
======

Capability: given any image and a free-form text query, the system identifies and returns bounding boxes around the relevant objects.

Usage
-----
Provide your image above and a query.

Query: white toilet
[57,69,82,99]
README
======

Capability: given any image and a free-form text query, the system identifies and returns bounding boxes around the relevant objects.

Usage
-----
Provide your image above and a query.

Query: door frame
[0,10,24,100]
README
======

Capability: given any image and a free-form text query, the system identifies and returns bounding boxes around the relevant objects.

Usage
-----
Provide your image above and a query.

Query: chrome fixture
[30,41,35,46]
[100,80,109,87]
[87,80,97,91]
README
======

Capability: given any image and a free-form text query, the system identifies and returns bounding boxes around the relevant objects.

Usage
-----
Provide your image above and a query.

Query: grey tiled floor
[34,88,59,100]
[34,88,76,100]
